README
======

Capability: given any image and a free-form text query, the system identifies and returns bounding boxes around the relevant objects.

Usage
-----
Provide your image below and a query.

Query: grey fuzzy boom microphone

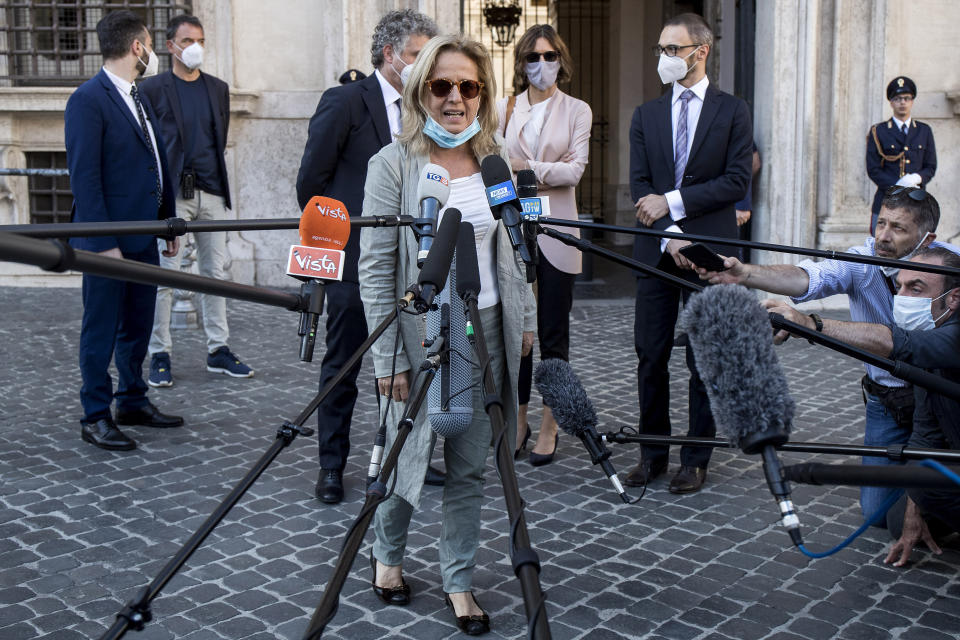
[681,284,802,545]
[534,359,633,503]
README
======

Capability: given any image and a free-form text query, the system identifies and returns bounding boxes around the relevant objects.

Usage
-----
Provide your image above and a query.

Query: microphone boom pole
[0,215,416,239]
[540,218,960,279]
[536,225,960,402]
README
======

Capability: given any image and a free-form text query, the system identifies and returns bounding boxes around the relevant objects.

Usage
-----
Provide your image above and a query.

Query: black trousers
[634,255,716,469]
[518,256,576,405]
[316,281,369,471]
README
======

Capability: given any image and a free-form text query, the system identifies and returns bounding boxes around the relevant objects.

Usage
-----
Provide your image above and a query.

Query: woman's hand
[510,157,529,173]
[377,372,410,403]
[521,331,535,357]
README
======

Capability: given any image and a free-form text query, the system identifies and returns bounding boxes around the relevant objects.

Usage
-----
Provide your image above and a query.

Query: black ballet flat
[444,592,490,636]
[528,433,558,467]
[514,424,532,460]
[370,552,410,606]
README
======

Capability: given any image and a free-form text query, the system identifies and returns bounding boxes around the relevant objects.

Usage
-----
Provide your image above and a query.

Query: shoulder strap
[504,95,517,133]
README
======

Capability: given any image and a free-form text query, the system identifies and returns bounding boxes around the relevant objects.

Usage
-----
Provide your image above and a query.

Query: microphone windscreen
[480,154,513,187]
[480,155,519,220]
[516,169,537,198]
[534,359,596,438]
[455,222,481,298]
[418,209,461,289]
[299,196,351,250]
[680,284,795,448]
[416,164,451,206]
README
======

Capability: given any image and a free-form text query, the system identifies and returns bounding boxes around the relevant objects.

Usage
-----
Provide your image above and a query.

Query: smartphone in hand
[679,242,729,272]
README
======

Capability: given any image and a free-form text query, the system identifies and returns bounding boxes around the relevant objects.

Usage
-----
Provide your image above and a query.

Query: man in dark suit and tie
[866,76,937,234]
[140,14,254,387]
[296,9,438,504]
[65,10,184,451]
[626,13,753,493]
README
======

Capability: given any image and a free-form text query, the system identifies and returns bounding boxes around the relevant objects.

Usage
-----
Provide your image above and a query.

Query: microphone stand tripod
[460,287,552,640]
[535,225,960,402]
[99,299,409,640]
[302,332,447,639]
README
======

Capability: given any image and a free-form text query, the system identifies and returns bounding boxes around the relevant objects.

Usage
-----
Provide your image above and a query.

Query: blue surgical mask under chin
[423,115,481,149]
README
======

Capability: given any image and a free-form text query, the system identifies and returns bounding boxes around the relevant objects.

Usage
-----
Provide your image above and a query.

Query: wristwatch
[807,313,824,344]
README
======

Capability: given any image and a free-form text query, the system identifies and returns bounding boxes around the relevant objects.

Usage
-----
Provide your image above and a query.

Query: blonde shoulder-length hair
[397,34,500,159]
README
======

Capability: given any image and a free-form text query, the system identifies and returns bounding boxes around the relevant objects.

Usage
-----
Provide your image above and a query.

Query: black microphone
[413,209,461,313]
[455,221,482,301]
[534,358,634,503]
[516,169,539,283]
[414,164,451,268]
[682,284,802,545]
[480,155,533,265]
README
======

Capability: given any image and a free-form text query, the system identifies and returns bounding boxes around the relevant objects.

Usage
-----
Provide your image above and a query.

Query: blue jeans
[861,392,911,523]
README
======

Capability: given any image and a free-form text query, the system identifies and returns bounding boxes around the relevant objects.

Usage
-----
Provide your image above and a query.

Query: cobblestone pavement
[1,286,959,640]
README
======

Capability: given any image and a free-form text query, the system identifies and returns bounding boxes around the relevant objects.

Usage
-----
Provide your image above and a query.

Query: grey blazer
[359,140,536,507]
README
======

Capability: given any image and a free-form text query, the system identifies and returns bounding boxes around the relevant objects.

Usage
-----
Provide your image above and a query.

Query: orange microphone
[287,196,351,361]
[288,196,351,281]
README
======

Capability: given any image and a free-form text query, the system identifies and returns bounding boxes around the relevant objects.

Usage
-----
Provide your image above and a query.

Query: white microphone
[415,164,451,268]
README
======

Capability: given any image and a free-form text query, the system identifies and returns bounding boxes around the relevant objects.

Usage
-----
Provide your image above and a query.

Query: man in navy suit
[140,14,254,387]
[296,9,438,503]
[626,13,753,493]
[65,10,184,451]
[866,76,937,234]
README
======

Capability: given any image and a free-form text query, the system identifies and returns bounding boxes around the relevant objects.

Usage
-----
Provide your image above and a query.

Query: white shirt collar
[102,66,134,96]
[374,68,402,109]
[892,115,912,130]
[672,74,709,104]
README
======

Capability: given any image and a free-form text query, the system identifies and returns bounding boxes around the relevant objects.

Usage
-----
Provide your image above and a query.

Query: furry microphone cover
[534,359,597,437]
[679,284,795,445]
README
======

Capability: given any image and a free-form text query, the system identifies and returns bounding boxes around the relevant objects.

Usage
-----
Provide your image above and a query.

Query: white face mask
[136,41,159,78]
[525,60,560,91]
[657,46,700,85]
[880,231,930,278]
[892,289,954,330]
[390,55,411,87]
[174,42,204,70]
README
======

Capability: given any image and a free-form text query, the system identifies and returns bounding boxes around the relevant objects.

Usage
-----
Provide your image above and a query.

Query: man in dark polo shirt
[140,14,253,386]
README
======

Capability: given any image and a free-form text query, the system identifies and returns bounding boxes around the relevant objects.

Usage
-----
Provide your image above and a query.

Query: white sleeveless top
[439,172,500,309]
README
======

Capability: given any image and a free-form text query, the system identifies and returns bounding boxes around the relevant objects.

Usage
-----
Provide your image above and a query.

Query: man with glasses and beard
[697,187,959,524]
[866,76,937,234]
[295,9,439,504]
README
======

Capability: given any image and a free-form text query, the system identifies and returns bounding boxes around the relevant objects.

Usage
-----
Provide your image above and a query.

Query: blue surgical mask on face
[422,115,481,149]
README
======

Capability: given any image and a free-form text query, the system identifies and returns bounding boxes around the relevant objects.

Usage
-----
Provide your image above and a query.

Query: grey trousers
[373,304,506,593]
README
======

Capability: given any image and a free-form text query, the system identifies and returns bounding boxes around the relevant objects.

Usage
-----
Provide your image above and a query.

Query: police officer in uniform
[866,76,936,233]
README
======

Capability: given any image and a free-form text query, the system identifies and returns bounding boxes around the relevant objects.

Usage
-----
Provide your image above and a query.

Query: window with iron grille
[26,151,72,224]
[0,1,192,87]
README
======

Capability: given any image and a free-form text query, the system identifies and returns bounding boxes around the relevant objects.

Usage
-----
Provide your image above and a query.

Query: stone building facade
[1,0,958,288]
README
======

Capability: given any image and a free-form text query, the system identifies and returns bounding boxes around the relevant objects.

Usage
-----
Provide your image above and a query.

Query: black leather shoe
[81,418,136,451]
[623,457,667,487]
[669,466,707,494]
[371,552,411,606]
[316,469,344,504]
[445,592,490,636]
[424,465,446,487]
[115,401,184,428]
[528,433,558,467]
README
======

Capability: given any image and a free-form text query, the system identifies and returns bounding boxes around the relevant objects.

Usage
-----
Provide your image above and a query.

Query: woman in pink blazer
[496,24,592,466]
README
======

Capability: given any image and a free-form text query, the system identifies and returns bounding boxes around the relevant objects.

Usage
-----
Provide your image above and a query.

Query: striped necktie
[675,89,695,189]
[130,84,162,210]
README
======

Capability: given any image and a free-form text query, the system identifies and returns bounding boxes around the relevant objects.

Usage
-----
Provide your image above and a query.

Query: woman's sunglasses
[524,51,559,64]
[424,78,484,100]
